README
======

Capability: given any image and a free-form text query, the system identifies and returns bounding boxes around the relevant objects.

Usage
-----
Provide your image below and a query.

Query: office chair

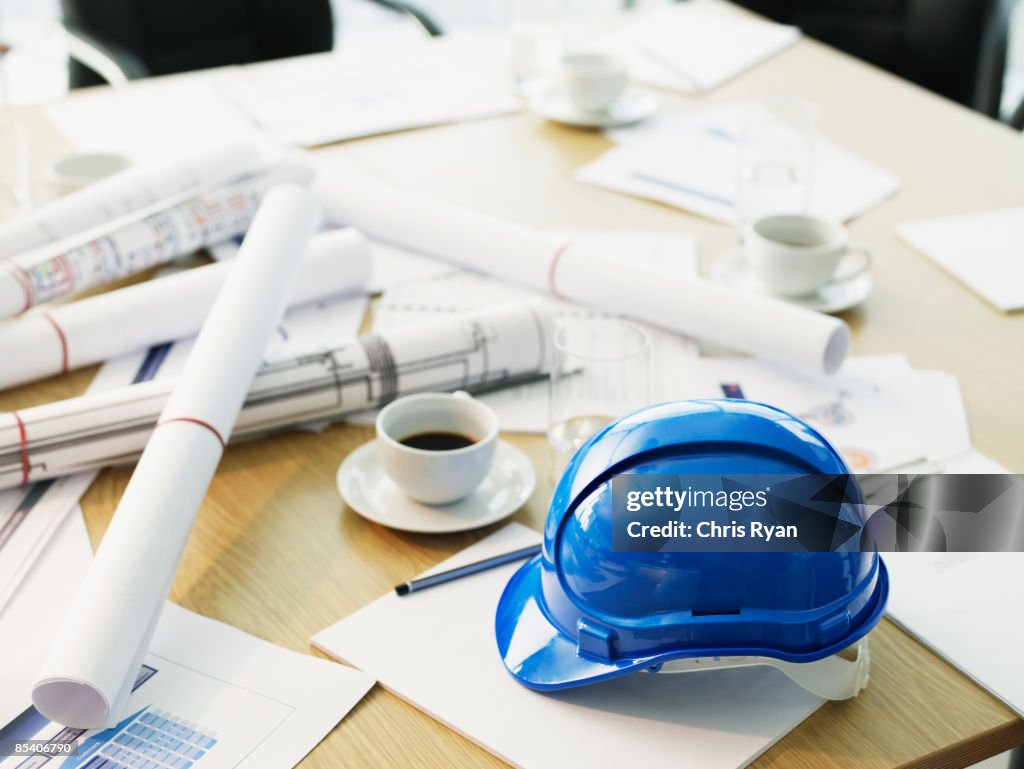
[61,0,443,89]
[733,0,1015,123]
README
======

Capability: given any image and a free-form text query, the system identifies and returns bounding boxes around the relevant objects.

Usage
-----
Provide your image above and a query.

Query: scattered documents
[896,208,1024,311]
[220,54,519,147]
[685,356,927,473]
[2,603,374,768]
[598,1,800,93]
[313,522,824,769]
[580,104,902,224]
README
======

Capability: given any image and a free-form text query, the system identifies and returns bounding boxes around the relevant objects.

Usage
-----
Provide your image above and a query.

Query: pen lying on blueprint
[395,544,542,596]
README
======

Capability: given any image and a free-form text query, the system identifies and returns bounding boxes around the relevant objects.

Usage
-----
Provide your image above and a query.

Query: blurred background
[1,0,1023,128]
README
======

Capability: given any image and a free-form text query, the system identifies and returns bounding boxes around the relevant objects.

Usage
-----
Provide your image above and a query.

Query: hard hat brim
[496,553,890,691]
[495,555,660,691]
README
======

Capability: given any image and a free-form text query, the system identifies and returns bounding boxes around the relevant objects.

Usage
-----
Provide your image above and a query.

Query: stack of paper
[578,103,902,224]
[897,208,1024,311]
[597,1,801,93]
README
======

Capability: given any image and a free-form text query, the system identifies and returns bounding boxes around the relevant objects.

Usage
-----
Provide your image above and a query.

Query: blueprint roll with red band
[0,141,265,260]
[0,227,371,391]
[0,302,553,491]
[0,158,313,319]
[31,183,320,729]
[314,172,850,374]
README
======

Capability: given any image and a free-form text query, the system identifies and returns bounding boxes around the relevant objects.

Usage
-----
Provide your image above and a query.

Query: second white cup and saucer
[712,213,873,313]
[337,391,535,534]
[532,52,657,129]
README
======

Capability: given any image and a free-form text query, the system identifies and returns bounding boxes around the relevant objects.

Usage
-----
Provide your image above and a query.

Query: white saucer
[337,440,536,533]
[711,249,873,314]
[531,85,658,128]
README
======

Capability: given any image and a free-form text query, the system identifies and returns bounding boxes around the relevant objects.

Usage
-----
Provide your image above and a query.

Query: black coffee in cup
[399,431,476,451]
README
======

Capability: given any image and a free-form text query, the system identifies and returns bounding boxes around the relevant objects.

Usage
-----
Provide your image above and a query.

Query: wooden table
[2,6,1023,768]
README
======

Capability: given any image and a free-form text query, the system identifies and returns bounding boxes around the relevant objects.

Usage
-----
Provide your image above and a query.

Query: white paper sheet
[872,370,971,465]
[886,545,1024,718]
[44,78,279,161]
[583,104,902,224]
[313,523,824,769]
[0,303,550,490]
[314,171,851,373]
[32,186,320,728]
[896,208,1024,311]
[0,229,371,390]
[219,53,519,147]
[597,2,800,93]
[3,603,374,768]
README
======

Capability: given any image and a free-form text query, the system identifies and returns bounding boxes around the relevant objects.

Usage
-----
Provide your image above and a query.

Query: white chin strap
[650,638,871,700]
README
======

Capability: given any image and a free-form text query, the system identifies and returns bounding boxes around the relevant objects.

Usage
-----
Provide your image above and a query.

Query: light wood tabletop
[1,5,1023,768]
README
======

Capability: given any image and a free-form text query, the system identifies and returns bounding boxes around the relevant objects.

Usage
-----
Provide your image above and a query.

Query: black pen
[395,544,542,596]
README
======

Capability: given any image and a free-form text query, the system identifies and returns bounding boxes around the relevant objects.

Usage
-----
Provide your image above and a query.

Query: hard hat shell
[495,399,888,691]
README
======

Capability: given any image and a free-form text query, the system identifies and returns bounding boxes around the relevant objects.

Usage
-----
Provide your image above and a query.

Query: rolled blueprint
[0,142,265,260]
[0,302,552,490]
[313,173,850,373]
[0,228,371,390]
[0,159,312,319]
[32,184,320,728]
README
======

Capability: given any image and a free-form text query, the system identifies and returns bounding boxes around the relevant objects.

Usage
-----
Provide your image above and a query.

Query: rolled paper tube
[0,228,371,390]
[0,142,266,260]
[31,183,320,728]
[313,173,850,373]
[0,159,312,318]
[0,302,553,490]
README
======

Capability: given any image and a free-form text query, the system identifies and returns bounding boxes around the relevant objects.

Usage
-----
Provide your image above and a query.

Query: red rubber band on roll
[547,242,572,301]
[40,313,69,374]
[156,417,226,450]
[11,411,30,486]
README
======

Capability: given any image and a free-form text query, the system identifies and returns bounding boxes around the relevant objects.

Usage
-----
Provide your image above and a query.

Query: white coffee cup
[560,52,627,113]
[376,392,499,505]
[51,152,133,195]
[745,214,871,297]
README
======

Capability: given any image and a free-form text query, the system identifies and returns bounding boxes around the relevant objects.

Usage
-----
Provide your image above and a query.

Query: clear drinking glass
[736,97,815,232]
[0,119,33,218]
[548,317,650,479]
[507,0,565,96]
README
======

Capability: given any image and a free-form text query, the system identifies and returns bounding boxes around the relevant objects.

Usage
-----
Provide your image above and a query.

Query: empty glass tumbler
[548,317,651,479]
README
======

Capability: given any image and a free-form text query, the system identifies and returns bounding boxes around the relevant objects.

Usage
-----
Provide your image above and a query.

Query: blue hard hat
[495,399,888,691]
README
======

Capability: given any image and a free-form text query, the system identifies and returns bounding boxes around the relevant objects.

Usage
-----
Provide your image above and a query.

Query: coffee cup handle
[830,246,871,284]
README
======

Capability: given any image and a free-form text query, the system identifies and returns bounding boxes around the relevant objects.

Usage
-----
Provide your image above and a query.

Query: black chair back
[63,0,333,88]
